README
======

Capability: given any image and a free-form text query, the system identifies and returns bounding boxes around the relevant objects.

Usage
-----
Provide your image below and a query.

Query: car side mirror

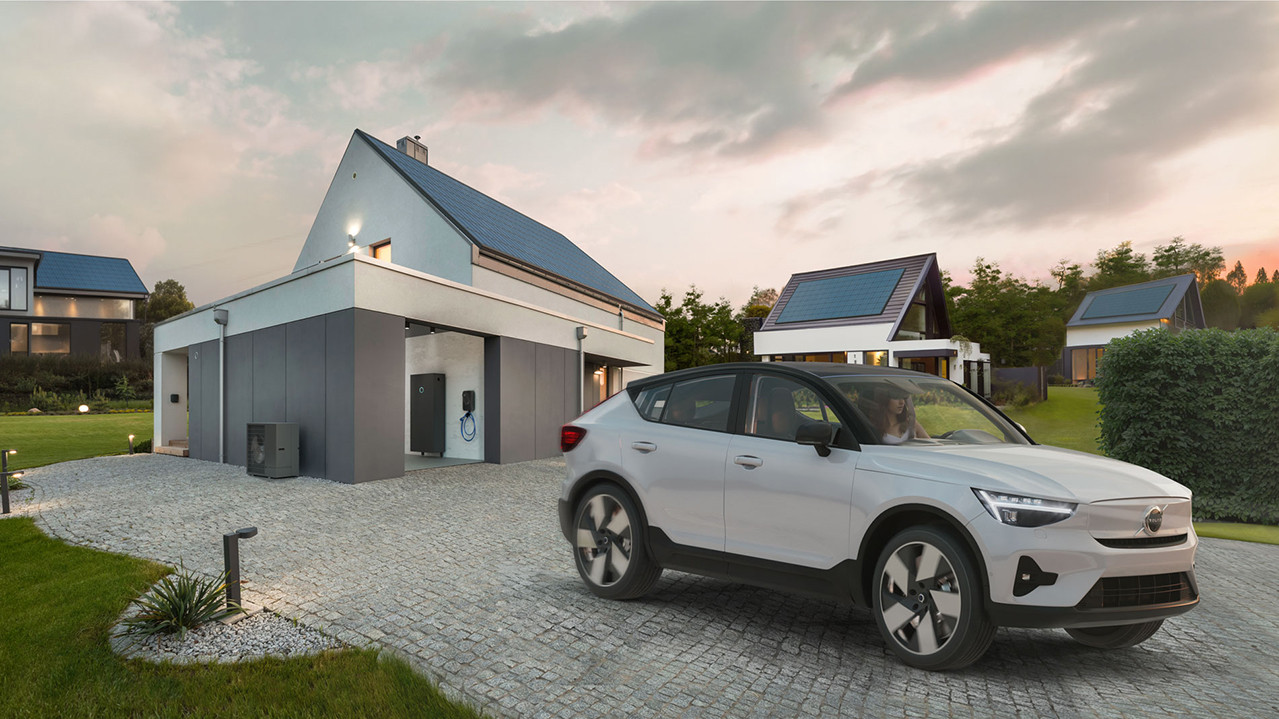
[796,421,836,457]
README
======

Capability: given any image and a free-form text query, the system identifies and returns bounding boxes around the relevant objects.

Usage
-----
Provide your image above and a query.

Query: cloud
[837,3,1279,228]
[431,3,950,160]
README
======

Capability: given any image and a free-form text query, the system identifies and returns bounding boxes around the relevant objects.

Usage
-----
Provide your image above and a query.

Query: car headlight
[973,489,1077,528]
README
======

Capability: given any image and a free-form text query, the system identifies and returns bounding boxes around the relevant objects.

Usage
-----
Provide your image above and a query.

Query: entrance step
[155,444,189,457]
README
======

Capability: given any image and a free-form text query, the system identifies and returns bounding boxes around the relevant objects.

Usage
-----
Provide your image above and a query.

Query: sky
[2,1,1277,308]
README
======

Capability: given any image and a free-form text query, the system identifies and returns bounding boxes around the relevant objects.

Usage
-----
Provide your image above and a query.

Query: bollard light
[128,434,135,455]
[1,450,17,515]
[78,405,89,414]
[222,526,258,610]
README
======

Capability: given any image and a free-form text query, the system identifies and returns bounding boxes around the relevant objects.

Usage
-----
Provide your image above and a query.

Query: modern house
[1060,273,1204,382]
[152,130,664,483]
[1,247,148,360]
[753,254,991,395]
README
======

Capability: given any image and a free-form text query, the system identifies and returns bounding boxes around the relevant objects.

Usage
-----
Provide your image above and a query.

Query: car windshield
[826,375,1029,446]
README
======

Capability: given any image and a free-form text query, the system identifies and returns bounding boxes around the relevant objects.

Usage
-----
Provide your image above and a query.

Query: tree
[1273,269,1279,284]
[1255,267,1270,285]
[1239,282,1279,329]
[138,279,196,358]
[1151,236,1224,285]
[744,286,778,309]
[1200,279,1241,330]
[1226,261,1248,294]
[1089,241,1151,290]
[657,286,743,371]
[1049,259,1087,320]
[948,259,1065,367]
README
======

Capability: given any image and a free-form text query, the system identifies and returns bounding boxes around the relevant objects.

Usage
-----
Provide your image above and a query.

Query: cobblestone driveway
[7,454,1278,718]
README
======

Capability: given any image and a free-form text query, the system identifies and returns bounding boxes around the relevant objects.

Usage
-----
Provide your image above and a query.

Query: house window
[371,240,392,263]
[9,323,29,354]
[30,322,70,355]
[893,289,934,341]
[0,267,28,311]
[32,295,134,320]
[767,352,848,363]
[863,350,888,366]
[1071,347,1104,382]
[100,322,126,361]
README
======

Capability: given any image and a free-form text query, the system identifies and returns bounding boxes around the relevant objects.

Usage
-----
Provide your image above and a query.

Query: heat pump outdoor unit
[246,422,299,479]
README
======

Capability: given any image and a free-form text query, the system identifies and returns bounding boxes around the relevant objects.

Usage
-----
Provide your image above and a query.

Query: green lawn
[1193,522,1279,545]
[0,413,154,470]
[0,516,481,719]
[1001,386,1103,455]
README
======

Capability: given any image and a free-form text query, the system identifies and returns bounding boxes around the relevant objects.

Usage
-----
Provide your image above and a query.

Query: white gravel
[111,606,346,664]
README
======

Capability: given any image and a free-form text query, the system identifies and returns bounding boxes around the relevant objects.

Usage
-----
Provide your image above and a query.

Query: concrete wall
[293,134,473,286]
[155,350,188,449]
[484,336,577,464]
[405,332,485,461]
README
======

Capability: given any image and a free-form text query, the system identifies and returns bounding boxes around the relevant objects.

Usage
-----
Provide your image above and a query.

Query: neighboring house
[153,130,664,483]
[1060,273,1204,383]
[753,254,991,395]
[0,247,148,360]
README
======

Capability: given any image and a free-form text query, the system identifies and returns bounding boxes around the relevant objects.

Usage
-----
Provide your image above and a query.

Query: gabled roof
[1068,274,1203,328]
[759,253,950,339]
[0,246,148,295]
[356,130,655,315]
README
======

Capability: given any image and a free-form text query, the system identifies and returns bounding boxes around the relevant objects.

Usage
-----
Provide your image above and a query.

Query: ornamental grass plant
[118,563,239,640]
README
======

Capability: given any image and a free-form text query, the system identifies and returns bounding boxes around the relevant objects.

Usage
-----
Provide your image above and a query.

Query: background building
[754,254,991,396]
[1,247,148,360]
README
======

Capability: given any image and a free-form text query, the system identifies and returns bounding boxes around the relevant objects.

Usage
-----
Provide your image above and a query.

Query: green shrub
[117,564,239,640]
[991,380,1038,408]
[1097,328,1279,523]
[0,355,151,412]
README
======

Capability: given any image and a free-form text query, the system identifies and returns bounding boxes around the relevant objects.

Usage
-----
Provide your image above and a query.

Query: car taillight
[561,425,588,452]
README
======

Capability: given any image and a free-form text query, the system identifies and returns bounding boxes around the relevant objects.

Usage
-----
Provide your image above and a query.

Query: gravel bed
[111,607,347,664]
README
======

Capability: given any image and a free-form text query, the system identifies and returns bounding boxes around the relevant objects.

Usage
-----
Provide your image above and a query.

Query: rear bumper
[558,498,573,543]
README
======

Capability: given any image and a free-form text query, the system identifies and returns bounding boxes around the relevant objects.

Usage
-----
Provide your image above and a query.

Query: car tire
[1065,620,1164,649]
[572,483,662,600]
[872,526,996,671]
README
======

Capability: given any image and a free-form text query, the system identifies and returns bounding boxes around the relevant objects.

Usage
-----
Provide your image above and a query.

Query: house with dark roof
[152,130,663,483]
[1061,273,1204,382]
[1,247,149,360]
[753,254,991,395]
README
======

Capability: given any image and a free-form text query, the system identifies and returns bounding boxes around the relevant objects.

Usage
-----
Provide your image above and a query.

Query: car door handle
[734,455,763,469]
[631,441,657,453]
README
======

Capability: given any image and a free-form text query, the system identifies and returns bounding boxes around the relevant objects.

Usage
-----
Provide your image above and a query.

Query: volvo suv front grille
[1096,534,1188,549]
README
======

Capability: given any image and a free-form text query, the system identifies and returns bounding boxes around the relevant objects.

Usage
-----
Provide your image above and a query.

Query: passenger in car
[873,385,930,445]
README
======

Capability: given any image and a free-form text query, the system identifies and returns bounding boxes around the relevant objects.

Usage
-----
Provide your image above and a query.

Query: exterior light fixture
[1,450,18,515]
[78,404,89,414]
[223,526,258,611]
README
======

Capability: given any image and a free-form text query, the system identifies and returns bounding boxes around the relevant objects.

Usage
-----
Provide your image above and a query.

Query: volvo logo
[1144,506,1164,534]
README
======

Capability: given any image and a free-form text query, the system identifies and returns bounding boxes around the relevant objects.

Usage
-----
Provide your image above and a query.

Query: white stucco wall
[753,323,986,383]
[292,135,474,286]
[1066,320,1160,348]
[405,332,485,461]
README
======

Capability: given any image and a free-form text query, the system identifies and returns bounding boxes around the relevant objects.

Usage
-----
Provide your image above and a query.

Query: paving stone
[4,453,1276,718]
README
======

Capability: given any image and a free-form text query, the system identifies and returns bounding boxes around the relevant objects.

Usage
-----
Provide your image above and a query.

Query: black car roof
[626,361,940,391]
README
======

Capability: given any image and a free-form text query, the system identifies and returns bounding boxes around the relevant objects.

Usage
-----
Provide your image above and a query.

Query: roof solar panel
[1081,284,1175,320]
[34,251,148,294]
[362,132,654,313]
[776,268,905,324]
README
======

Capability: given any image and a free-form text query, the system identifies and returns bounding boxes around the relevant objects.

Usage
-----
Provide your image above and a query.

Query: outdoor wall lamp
[2,450,20,515]
[223,526,258,610]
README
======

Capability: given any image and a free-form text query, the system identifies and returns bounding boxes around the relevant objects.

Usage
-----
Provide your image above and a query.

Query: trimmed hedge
[1097,328,1279,523]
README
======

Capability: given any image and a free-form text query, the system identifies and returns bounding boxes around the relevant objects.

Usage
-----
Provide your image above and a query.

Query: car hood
[857,443,1191,503]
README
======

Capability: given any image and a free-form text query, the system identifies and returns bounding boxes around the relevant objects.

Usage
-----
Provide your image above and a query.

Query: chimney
[396,135,429,165]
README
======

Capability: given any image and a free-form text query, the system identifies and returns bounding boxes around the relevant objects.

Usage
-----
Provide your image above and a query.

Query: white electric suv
[558,363,1199,670]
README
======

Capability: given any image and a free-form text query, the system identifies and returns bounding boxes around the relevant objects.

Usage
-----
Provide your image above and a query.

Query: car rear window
[633,375,736,432]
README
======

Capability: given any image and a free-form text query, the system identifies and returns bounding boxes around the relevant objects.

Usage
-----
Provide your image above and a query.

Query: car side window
[633,383,672,422]
[658,375,735,432]
[746,375,840,442]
